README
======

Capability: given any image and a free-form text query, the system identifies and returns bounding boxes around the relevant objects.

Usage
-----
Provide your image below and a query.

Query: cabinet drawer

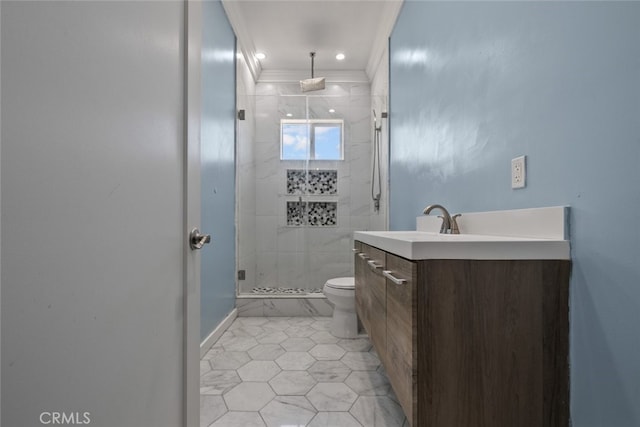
[385,253,417,425]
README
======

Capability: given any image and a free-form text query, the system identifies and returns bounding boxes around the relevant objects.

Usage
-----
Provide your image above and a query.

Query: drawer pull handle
[352,248,359,253]
[358,253,370,260]
[383,270,407,285]
[367,260,383,270]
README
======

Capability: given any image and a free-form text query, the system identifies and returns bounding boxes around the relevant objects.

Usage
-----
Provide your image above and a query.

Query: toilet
[323,277,357,339]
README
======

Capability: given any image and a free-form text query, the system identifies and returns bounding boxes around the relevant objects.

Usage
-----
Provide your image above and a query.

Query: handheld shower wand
[371,110,382,212]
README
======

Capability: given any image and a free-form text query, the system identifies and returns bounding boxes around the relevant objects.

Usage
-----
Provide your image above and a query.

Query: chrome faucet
[422,204,462,234]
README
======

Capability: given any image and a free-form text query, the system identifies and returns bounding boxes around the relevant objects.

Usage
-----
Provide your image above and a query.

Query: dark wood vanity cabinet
[354,241,570,427]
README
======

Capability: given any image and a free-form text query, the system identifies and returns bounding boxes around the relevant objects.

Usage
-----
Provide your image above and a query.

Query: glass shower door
[237,85,374,297]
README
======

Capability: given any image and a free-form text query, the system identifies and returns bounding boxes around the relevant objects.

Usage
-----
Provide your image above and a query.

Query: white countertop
[353,230,570,260]
[355,206,571,260]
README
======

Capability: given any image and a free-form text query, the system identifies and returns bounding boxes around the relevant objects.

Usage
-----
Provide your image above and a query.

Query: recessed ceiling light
[255,52,266,60]
[329,109,336,113]
[335,53,345,61]
[286,113,293,117]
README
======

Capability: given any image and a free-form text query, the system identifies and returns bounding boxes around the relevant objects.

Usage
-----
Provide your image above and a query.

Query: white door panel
[1,1,195,426]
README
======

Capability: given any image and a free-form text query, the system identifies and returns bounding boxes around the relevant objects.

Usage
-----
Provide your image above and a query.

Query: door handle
[189,228,212,250]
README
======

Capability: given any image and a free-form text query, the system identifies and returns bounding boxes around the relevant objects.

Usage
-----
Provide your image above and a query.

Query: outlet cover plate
[511,155,526,189]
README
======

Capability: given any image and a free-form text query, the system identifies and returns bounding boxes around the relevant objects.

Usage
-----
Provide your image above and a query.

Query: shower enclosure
[235,80,386,314]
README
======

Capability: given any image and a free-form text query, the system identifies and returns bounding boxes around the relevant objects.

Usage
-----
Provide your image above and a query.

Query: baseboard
[200,308,238,359]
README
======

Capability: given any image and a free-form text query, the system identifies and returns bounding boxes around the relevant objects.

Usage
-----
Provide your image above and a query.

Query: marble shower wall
[237,82,375,293]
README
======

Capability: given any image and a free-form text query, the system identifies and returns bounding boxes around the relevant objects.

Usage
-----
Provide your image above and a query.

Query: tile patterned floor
[200,316,409,427]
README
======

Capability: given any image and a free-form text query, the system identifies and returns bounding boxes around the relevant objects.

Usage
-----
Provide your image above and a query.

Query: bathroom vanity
[353,207,571,427]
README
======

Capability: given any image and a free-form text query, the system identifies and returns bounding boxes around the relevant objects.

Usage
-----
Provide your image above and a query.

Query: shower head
[300,52,325,92]
[300,77,326,92]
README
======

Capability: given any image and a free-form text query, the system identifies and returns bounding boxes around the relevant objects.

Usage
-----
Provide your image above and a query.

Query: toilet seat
[325,277,354,290]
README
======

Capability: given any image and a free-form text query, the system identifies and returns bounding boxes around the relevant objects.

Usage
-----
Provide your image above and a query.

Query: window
[281,119,343,160]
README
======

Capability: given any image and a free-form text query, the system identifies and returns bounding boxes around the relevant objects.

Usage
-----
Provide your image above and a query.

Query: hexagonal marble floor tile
[309,330,340,344]
[223,382,275,411]
[200,395,226,427]
[345,370,391,396]
[268,370,317,395]
[247,344,286,361]
[200,360,212,376]
[254,330,289,344]
[275,351,316,370]
[210,411,266,427]
[284,324,317,338]
[341,350,381,370]
[287,317,315,326]
[261,317,292,330]
[259,396,316,427]
[349,395,407,427]
[337,337,372,352]
[310,318,332,331]
[235,317,270,326]
[200,317,407,427]
[306,383,358,411]
[307,360,352,382]
[200,370,241,395]
[307,412,362,427]
[229,324,265,338]
[308,344,346,361]
[207,351,250,370]
[280,337,315,352]
[236,360,281,382]
[220,336,259,352]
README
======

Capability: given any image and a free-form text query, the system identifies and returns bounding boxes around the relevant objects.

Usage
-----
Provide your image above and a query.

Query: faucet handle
[436,215,450,234]
[451,214,462,234]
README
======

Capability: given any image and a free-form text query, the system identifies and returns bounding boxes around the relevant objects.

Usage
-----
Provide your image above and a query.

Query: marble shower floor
[200,316,409,427]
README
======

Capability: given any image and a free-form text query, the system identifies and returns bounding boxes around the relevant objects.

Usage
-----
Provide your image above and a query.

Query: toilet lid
[325,277,355,290]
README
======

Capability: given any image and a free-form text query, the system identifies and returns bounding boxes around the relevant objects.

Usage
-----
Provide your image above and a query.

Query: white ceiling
[222,0,403,81]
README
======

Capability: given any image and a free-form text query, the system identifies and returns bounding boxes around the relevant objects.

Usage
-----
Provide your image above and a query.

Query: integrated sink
[354,206,571,260]
[353,230,570,260]
[359,231,540,242]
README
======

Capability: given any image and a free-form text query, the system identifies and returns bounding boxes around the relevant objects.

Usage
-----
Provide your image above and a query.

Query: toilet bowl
[323,277,357,339]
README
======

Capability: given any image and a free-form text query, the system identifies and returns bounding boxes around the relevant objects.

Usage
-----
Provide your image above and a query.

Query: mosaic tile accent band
[287,201,337,227]
[287,169,338,195]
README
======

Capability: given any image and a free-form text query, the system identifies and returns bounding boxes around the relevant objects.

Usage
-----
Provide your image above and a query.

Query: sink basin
[353,230,570,260]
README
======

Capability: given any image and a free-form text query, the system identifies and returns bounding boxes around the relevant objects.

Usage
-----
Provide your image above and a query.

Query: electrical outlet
[511,156,526,189]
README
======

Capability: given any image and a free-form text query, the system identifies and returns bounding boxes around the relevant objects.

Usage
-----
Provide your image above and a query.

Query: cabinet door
[354,241,369,332]
[385,253,417,425]
[354,242,387,362]
[364,245,387,362]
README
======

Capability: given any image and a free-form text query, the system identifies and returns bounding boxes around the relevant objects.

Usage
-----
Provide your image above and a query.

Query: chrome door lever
[189,228,212,250]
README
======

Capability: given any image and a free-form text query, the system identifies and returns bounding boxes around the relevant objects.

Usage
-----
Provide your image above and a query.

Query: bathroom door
[2,1,198,426]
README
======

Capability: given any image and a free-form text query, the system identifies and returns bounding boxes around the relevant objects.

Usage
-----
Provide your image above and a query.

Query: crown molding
[365,0,404,80]
[221,0,261,83]
[258,69,370,84]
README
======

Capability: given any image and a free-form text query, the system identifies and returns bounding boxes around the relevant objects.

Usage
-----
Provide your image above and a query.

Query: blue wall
[390,2,640,425]
[200,0,236,341]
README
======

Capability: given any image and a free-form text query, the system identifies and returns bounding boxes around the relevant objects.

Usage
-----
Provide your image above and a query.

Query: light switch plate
[511,155,526,189]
